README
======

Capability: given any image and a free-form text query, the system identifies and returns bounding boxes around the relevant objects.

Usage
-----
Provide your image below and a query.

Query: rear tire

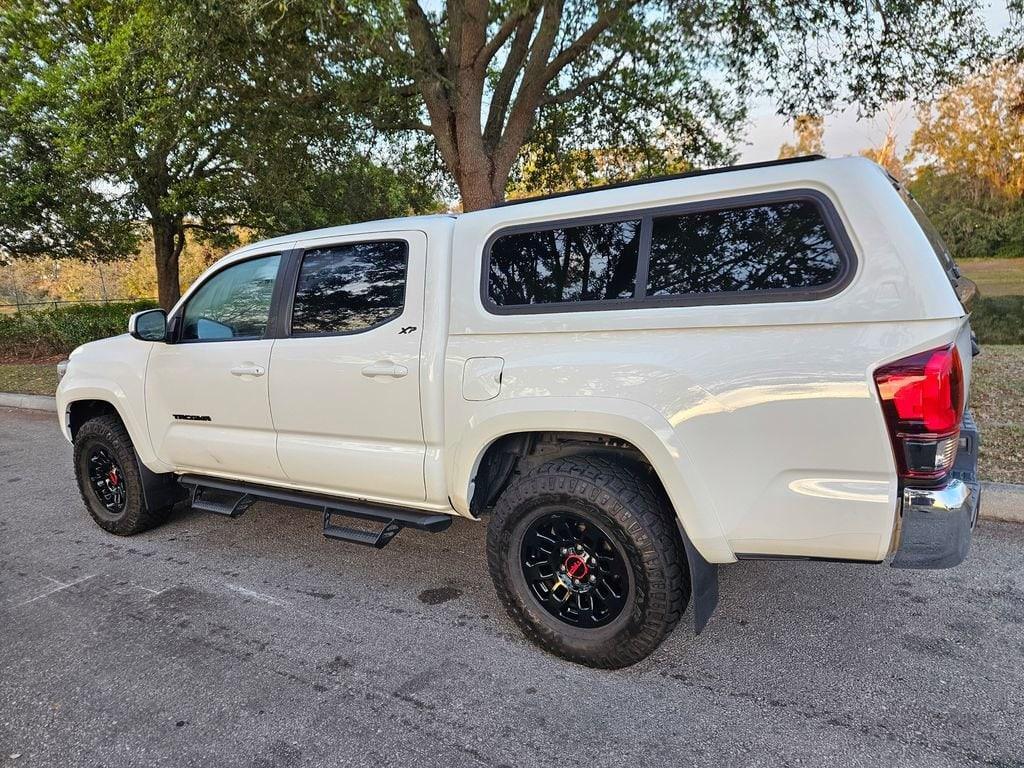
[73,414,173,535]
[487,455,690,668]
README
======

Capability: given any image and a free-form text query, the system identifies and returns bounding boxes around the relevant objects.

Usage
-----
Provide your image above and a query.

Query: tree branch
[479,1,541,67]
[540,0,636,83]
[540,51,626,107]
[401,0,460,171]
[402,0,451,90]
[483,5,541,149]
[491,0,565,177]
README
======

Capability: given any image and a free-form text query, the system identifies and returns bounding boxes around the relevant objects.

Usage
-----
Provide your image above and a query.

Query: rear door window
[290,241,408,335]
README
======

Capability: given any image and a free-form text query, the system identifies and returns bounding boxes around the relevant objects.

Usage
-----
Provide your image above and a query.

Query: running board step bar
[178,474,452,548]
[323,512,404,549]
[189,485,256,517]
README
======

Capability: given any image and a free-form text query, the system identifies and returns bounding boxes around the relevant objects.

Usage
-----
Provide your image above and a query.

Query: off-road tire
[73,414,173,535]
[487,455,690,668]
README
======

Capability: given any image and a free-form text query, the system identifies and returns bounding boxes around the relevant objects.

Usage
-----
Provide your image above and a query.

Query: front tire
[73,414,173,535]
[487,455,690,668]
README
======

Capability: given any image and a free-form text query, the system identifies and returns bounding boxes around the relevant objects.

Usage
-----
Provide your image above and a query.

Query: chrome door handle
[229,364,265,377]
[361,361,408,379]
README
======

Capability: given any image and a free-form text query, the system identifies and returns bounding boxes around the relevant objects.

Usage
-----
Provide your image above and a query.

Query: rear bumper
[891,411,981,570]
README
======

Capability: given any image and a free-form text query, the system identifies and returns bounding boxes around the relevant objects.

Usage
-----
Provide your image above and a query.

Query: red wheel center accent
[108,469,119,487]
[564,554,589,580]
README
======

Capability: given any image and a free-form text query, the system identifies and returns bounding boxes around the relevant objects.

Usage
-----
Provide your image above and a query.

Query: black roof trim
[494,154,827,209]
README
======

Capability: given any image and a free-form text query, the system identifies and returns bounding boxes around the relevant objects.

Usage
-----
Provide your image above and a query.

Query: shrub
[970,296,1024,346]
[0,300,158,359]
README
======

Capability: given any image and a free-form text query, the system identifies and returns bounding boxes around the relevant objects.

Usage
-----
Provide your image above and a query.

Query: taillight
[874,345,964,483]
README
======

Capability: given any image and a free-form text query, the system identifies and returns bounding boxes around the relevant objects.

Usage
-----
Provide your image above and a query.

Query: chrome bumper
[891,411,981,570]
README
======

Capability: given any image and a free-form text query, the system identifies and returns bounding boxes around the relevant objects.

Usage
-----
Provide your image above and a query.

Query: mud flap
[678,523,719,634]
[135,451,185,511]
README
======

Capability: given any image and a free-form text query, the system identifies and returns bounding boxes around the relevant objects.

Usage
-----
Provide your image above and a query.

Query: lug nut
[573,579,580,586]
[589,574,596,583]
[576,544,583,551]
[559,564,566,572]
[561,547,568,555]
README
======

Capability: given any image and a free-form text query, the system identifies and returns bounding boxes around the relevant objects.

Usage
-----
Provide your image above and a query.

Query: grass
[970,296,1024,345]
[970,344,1024,485]
[2,345,1020,483]
[0,361,59,396]
[958,258,1024,345]
[959,257,1024,297]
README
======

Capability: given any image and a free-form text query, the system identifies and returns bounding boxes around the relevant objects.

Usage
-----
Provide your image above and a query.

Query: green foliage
[911,169,1024,261]
[970,296,1024,345]
[0,300,157,359]
[908,61,1024,260]
[335,0,999,208]
[0,0,439,305]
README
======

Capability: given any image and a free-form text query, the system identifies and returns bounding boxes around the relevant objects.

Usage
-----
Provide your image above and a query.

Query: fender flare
[449,395,736,564]
[58,382,172,475]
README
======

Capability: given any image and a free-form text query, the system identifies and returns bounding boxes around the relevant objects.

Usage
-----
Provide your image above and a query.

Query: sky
[736,1,1015,163]
[736,99,917,163]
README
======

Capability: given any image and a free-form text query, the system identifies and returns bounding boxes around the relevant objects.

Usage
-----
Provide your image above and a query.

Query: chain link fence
[0,297,156,315]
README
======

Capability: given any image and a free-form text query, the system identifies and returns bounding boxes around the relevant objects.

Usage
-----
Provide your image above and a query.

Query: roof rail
[494,154,827,208]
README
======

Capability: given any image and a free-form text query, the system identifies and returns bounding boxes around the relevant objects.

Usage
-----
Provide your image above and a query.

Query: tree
[332,0,996,211]
[506,142,697,200]
[909,60,1024,259]
[778,115,825,159]
[860,108,910,182]
[911,60,1024,201]
[0,0,437,308]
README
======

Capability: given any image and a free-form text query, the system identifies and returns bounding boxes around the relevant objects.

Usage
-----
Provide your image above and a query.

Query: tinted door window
[291,241,407,335]
[181,254,281,340]
[646,201,842,296]
[488,220,640,306]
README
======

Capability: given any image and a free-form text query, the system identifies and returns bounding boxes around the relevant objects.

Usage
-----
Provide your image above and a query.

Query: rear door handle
[229,364,265,377]
[361,361,408,379]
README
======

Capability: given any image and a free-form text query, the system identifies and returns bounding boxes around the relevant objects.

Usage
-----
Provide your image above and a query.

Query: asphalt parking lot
[1,406,1023,768]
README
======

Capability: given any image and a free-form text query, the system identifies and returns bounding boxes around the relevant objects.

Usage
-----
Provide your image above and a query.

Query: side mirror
[129,309,168,342]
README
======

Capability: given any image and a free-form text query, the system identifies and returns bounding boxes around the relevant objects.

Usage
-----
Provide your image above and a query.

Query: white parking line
[225,583,290,607]
[17,574,97,607]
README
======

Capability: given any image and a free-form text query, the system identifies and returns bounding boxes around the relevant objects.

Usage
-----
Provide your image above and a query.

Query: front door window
[181,254,281,341]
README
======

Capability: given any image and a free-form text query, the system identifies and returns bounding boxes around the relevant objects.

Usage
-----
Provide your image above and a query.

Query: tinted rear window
[488,220,640,306]
[646,200,844,296]
[483,192,852,312]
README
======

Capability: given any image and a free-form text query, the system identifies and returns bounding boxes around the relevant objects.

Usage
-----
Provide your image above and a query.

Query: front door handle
[229,364,266,377]
[361,361,408,379]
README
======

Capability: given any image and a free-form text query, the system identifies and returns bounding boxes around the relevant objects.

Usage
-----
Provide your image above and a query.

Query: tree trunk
[151,217,185,310]
[453,141,522,211]
[456,161,506,211]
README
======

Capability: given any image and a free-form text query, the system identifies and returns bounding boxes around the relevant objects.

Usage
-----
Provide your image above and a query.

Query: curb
[980,483,1024,524]
[0,392,57,412]
[0,391,1020,523]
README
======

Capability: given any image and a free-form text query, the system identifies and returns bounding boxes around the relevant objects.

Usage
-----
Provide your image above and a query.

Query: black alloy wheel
[520,510,630,628]
[87,446,127,514]
[487,455,691,668]
[73,414,175,535]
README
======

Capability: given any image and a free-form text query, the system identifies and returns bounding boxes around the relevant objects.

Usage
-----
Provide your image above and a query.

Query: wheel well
[67,399,122,441]
[470,431,665,515]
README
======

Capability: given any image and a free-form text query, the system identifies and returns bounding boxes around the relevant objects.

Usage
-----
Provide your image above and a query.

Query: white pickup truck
[57,155,980,668]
